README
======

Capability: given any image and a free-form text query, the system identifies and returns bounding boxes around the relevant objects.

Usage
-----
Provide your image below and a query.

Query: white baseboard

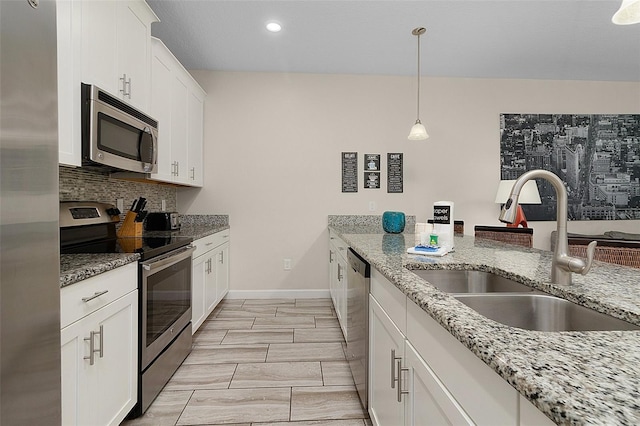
[225,289,331,300]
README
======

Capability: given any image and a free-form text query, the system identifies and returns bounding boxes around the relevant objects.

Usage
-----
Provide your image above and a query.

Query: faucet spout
[498,169,597,285]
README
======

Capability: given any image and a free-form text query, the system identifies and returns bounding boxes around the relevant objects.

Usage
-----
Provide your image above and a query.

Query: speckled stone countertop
[60,253,140,288]
[331,226,640,425]
[60,215,229,288]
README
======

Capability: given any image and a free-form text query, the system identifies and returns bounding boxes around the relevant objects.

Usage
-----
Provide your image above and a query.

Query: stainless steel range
[60,201,195,417]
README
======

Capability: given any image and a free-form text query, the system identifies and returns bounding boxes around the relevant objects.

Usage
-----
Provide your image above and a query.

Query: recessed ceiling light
[266,22,282,32]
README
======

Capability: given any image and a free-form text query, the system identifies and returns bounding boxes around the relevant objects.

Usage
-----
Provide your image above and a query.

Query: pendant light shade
[408,27,429,140]
[612,0,640,25]
[408,121,428,140]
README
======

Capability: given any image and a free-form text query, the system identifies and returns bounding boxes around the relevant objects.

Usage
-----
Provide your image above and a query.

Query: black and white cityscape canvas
[500,114,640,221]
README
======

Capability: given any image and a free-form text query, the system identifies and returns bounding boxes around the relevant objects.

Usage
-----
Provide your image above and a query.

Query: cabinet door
[61,290,138,426]
[116,1,152,111]
[150,39,175,183]
[171,70,190,184]
[192,254,207,333]
[187,85,205,186]
[81,0,118,95]
[336,252,348,338]
[404,341,473,426]
[94,290,138,425]
[329,245,338,308]
[61,315,95,426]
[57,0,82,167]
[205,252,217,316]
[216,242,230,301]
[369,295,405,426]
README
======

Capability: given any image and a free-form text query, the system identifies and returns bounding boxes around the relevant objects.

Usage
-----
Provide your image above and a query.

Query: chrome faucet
[499,169,597,285]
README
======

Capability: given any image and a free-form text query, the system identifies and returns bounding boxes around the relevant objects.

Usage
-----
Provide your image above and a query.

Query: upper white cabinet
[57,0,158,167]
[149,37,206,187]
[57,0,82,166]
[81,0,158,112]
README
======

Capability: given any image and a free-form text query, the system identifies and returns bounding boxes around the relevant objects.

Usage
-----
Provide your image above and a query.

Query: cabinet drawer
[193,230,230,259]
[371,269,407,334]
[61,263,137,329]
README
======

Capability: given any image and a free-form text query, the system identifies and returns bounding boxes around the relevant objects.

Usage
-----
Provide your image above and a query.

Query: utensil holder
[117,212,143,238]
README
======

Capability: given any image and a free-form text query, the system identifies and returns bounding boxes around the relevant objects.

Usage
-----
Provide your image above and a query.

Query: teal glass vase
[382,211,405,234]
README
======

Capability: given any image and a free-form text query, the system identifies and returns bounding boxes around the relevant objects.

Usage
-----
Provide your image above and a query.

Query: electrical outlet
[116,198,124,212]
[369,201,376,212]
[284,258,292,270]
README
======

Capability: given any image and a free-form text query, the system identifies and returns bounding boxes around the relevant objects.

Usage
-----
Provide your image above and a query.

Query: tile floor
[122,298,371,426]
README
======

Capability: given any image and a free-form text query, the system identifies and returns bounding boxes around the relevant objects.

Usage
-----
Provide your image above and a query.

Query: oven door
[140,245,195,370]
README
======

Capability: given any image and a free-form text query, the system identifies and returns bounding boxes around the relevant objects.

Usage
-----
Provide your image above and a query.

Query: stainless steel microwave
[81,83,158,173]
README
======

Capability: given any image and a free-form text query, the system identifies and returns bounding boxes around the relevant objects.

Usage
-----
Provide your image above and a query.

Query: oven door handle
[141,245,196,272]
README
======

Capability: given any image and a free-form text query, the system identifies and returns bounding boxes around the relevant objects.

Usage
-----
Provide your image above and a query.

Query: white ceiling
[146,0,640,82]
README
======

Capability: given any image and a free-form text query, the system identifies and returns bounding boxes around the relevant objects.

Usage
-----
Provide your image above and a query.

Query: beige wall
[178,71,640,294]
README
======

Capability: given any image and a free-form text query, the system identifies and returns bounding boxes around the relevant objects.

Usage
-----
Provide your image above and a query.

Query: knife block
[117,211,143,238]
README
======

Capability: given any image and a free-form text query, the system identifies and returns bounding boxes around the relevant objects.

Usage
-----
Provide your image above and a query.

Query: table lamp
[494,180,541,228]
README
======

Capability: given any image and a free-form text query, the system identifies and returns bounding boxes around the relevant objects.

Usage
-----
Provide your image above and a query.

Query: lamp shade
[408,121,429,140]
[612,0,640,25]
[494,180,541,204]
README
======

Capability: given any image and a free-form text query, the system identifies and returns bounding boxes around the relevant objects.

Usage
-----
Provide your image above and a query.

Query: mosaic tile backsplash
[59,166,177,212]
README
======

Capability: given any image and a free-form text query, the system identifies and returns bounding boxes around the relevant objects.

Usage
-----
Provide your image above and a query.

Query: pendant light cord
[416,33,421,122]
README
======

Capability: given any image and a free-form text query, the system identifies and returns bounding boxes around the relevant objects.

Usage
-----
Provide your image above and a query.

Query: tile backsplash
[59,166,177,212]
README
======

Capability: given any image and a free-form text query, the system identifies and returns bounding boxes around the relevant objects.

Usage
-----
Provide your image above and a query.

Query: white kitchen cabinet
[368,264,553,426]
[191,230,230,333]
[60,263,138,426]
[369,295,406,426]
[150,37,206,187]
[57,0,82,167]
[404,341,473,426]
[81,0,158,113]
[187,85,205,186]
[328,230,348,338]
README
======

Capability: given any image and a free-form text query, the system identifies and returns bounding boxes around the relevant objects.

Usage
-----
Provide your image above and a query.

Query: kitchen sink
[410,269,536,293]
[454,293,640,332]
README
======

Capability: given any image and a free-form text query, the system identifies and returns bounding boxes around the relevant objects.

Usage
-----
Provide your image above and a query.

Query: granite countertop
[60,215,229,288]
[331,226,640,425]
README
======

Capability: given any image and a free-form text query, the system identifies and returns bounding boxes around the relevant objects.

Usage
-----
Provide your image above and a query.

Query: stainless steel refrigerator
[0,0,62,424]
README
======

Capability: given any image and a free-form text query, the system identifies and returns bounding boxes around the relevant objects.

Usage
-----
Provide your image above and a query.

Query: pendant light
[408,27,429,140]
[612,0,640,25]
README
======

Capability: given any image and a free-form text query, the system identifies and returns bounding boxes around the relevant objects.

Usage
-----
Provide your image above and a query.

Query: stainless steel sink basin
[410,269,536,293]
[454,293,640,331]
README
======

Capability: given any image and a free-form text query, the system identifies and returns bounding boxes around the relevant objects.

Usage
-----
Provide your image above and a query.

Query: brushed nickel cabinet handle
[82,290,108,302]
[397,359,409,402]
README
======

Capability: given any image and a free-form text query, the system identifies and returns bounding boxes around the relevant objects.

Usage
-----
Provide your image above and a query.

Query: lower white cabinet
[60,263,138,426]
[329,230,348,338]
[368,267,555,426]
[192,230,230,333]
[369,295,406,426]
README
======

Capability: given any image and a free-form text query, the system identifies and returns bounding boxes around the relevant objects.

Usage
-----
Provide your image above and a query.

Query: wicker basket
[550,231,640,269]
[474,226,533,248]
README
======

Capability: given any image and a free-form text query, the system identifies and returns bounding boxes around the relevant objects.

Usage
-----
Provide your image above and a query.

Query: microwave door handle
[150,129,157,170]
[139,128,156,172]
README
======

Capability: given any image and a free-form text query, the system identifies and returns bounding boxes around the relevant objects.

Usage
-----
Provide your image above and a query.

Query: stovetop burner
[60,235,194,261]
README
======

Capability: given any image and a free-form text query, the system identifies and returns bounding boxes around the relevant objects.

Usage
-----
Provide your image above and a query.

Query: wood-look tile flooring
[122,298,370,426]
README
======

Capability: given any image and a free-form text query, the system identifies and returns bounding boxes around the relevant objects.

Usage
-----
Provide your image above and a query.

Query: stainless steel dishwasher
[346,248,371,410]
